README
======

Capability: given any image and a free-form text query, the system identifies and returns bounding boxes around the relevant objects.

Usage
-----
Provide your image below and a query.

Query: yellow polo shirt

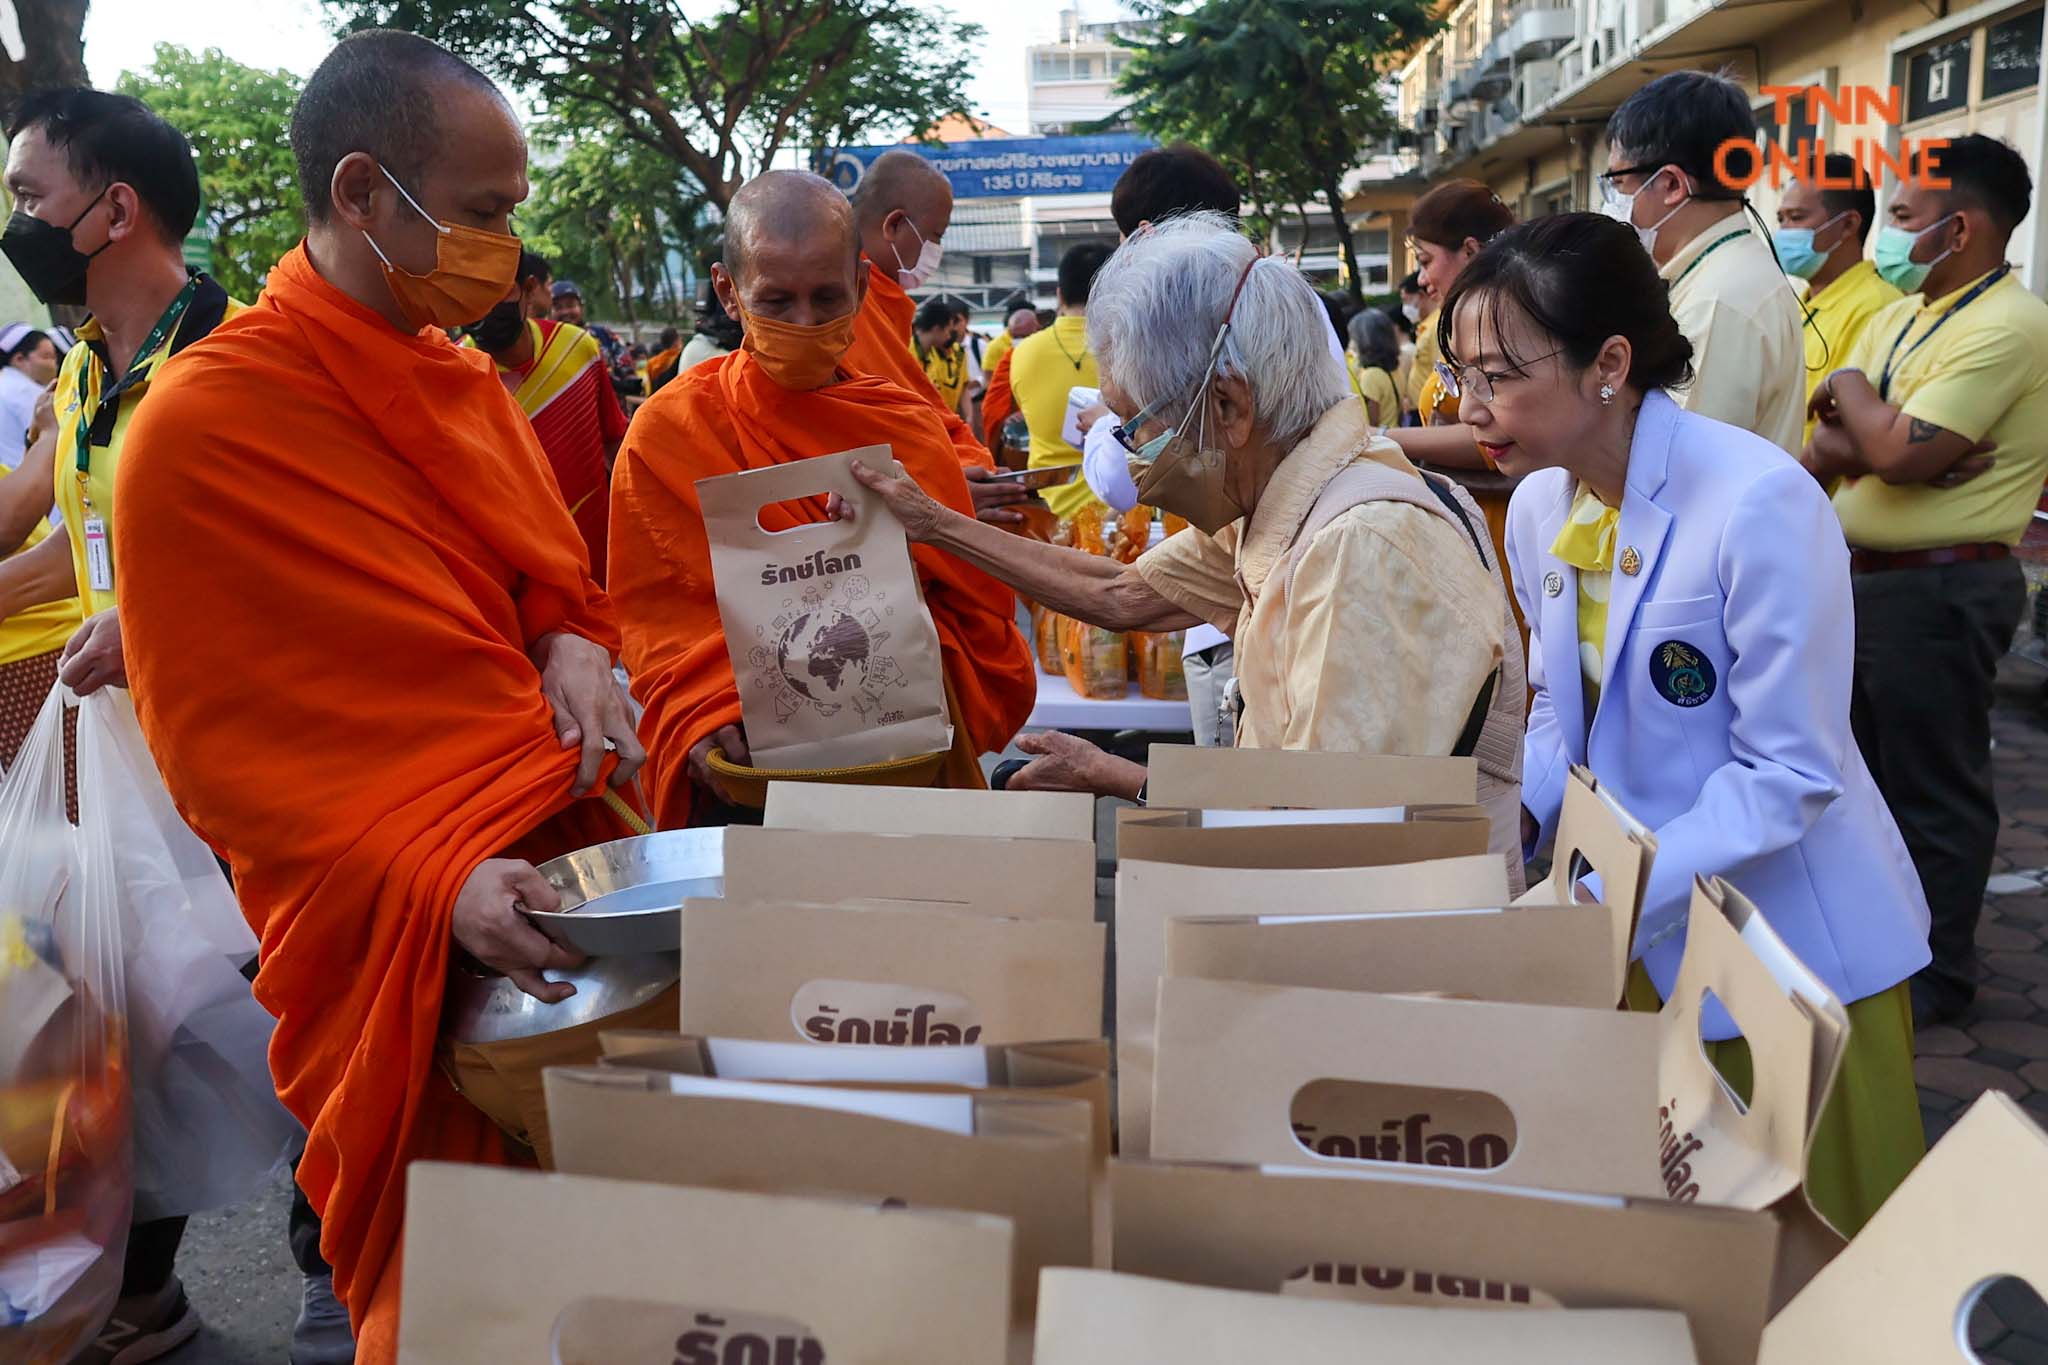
[55,276,243,615]
[1011,315,1102,519]
[982,328,1016,376]
[1352,362,1401,427]
[0,516,78,666]
[914,339,968,414]
[1801,260,1902,445]
[1833,268,2048,552]
[1662,215,1806,455]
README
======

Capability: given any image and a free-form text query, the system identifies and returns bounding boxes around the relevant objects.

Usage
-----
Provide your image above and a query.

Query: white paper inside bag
[704,1036,992,1086]
[1197,806,1406,828]
[1254,907,1506,926]
[664,1074,976,1134]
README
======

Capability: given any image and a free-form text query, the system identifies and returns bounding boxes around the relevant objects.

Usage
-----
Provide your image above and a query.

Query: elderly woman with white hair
[848,212,1525,871]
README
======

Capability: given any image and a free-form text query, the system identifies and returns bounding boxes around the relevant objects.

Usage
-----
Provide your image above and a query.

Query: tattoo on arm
[1907,417,1944,445]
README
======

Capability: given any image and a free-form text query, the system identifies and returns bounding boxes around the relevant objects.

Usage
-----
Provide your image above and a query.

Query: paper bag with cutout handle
[722,825,1096,920]
[1761,1093,2048,1364]
[397,1162,1010,1363]
[544,1066,1094,1314]
[1512,764,1659,1002]
[697,445,952,771]
[1108,1158,1775,1365]
[765,782,1095,842]
[678,899,1104,1048]
[1034,1268,1700,1362]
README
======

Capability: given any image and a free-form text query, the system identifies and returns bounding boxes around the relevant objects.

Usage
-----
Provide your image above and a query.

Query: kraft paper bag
[1761,1093,2048,1364]
[1143,745,1478,809]
[545,1066,1094,1313]
[1109,1159,1775,1365]
[595,1032,1113,1162]
[1164,901,1619,1010]
[697,445,951,771]
[1509,765,1658,1000]
[722,825,1096,920]
[398,1162,1011,1364]
[1034,1269,1700,1363]
[678,900,1104,1047]
[1116,833,1507,1157]
[1151,877,1847,1289]
[765,783,1095,843]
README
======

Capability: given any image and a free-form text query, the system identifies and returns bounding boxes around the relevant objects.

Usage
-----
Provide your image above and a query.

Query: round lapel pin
[1543,571,1563,598]
[1620,546,1642,577]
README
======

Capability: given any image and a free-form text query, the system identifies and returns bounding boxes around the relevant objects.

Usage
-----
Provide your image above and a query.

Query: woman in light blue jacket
[1435,212,1930,1235]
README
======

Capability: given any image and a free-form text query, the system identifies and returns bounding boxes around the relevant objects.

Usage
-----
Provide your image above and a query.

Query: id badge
[82,515,112,592]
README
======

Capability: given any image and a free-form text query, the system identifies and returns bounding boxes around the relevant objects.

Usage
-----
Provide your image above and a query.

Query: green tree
[1116,0,1439,301]
[118,44,304,300]
[325,0,982,211]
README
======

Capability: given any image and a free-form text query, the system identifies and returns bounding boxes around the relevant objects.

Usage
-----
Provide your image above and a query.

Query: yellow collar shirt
[1832,267,2048,553]
[1801,259,1902,445]
[1660,214,1807,456]
[1011,315,1101,519]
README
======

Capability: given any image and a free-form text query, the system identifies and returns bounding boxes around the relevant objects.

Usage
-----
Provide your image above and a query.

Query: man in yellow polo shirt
[1014,241,1111,520]
[1775,155,1901,445]
[1805,134,2048,1028]
[981,304,1037,376]
[912,295,970,420]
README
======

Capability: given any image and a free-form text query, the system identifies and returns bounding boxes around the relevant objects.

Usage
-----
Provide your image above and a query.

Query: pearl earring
[1599,383,1615,405]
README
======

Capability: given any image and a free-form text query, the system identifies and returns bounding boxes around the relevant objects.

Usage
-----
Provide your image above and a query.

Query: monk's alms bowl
[516,827,726,957]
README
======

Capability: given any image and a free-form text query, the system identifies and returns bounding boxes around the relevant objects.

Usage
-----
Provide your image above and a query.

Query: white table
[1027,669,1194,732]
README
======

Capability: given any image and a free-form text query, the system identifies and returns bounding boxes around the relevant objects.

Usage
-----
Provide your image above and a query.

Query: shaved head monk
[111,29,646,1362]
[609,169,1034,825]
[846,149,1030,524]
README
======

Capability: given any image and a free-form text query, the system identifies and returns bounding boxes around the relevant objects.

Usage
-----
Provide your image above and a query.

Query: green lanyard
[1671,229,1749,289]
[73,274,201,494]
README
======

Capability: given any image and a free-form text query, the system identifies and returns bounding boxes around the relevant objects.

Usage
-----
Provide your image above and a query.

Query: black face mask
[1,187,110,308]
[465,299,527,353]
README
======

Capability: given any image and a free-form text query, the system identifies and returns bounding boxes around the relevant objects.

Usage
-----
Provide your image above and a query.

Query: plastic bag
[1034,606,1066,676]
[1135,631,1189,701]
[73,691,296,1222]
[1060,616,1128,700]
[0,687,130,1362]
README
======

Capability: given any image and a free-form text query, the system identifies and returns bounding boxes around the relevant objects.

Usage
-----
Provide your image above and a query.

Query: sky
[77,0,1139,141]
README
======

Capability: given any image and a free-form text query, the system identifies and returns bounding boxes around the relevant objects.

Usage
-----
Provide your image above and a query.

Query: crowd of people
[0,23,2045,1365]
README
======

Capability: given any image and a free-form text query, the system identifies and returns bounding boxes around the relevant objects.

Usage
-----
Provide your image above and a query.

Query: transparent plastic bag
[0,687,130,1362]
[72,691,295,1221]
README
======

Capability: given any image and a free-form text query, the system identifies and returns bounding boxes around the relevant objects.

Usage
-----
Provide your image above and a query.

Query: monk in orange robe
[112,33,645,1362]
[844,149,1032,526]
[609,170,1035,827]
[981,346,1017,454]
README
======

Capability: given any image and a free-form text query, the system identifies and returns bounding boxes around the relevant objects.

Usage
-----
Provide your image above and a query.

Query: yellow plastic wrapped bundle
[1136,630,1189,701]
[1060,615,1129,700]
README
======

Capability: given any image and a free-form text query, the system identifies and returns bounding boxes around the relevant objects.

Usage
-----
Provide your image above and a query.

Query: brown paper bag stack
[397,1162,1011,1363]
[1151,875,1849,1304]
[1761,1092,2048,1363]
[1108,1158,1777,1365]
[698,446,953,771]
[1034,1268,1701,1362]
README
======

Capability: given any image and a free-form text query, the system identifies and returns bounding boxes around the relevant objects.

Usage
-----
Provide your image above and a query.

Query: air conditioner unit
[1519,58,1561,111]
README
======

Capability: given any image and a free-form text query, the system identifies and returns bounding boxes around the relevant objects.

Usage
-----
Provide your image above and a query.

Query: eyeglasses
[1433,347,1565,404]
[1597,162,1664,184]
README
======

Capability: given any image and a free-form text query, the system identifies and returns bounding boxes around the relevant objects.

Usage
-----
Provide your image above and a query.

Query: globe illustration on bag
[776,608,873,703]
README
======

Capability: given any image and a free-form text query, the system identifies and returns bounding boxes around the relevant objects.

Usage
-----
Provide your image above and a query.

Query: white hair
[1088,210,1352,448]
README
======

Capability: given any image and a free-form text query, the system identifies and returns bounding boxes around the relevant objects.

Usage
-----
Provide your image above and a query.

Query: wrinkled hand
[58,609,124,696]
[536,631,644,796]
[1926,439,1998,490]
[451,858,586,1004]
[964,465,1031,524]
[840,458,948,541]
[687,724,749,805]
[1008,730,1147,801]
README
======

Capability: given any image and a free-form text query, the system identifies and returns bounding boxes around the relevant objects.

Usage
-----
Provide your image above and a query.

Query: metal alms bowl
[518,827,726,956]
[442,949,680,1047]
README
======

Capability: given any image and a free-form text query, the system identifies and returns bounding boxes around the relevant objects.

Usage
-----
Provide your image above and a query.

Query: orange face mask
[363,165,521,332]
[736,302,857,391]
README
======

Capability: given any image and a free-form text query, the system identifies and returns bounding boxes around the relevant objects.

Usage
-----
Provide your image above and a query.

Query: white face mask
[1401,301,1421,324]
[892,215,944,289]
[1602,165,1689,258]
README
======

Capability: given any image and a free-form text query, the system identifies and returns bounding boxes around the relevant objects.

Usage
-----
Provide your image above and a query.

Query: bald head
[716,170,869,327]
[293,29,507,224]
[1006,308,1039,339]
[851,149,952,273]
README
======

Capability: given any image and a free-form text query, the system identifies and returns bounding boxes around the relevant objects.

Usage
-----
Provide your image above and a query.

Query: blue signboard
[823,133,1156,200]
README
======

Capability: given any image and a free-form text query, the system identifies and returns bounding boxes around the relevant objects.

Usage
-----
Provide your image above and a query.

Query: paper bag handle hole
[1693,989,1756,1115]
[1563,847,1601,903]
[1959,1275,2048,1361]
[1289,1079,1516,1170]
[756,493,839,533]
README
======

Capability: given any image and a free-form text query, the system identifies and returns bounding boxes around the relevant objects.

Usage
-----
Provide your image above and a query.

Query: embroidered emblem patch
[1651,640,1715,708]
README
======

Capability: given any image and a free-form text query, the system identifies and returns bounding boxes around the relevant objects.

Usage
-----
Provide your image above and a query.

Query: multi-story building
[1390,0,2048,290]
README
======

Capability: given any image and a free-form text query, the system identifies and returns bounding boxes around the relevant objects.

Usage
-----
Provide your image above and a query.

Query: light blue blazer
[1509,390,1929,1028]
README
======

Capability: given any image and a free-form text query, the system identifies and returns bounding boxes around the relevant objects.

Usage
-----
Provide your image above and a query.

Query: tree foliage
[1116,0,1439,300]
[117,44,304,300]
[324,0,982,210]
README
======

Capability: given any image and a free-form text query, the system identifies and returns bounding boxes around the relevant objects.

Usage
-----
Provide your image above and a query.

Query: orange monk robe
[114,244,636,1362]
[609,349,1036,828]
[846,260,993,471]
[981,346,1016,453]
